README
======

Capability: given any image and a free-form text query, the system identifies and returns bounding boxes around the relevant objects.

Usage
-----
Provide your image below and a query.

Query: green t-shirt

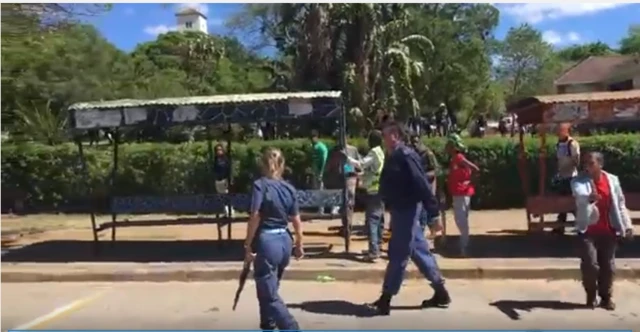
[312,141,328,176]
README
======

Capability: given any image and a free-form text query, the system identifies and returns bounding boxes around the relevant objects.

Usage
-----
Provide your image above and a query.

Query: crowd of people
[236,117,634,330]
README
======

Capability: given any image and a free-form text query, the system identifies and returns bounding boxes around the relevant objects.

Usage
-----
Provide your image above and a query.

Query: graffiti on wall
[547,103,589,123]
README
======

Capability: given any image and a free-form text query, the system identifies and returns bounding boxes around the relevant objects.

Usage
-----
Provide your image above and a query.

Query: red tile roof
[554,55,636,86]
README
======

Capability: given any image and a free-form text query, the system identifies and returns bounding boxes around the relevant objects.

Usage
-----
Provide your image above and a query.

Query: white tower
[175,7,208,34]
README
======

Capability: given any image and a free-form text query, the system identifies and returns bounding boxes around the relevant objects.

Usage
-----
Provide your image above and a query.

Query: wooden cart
[507,90,640,232]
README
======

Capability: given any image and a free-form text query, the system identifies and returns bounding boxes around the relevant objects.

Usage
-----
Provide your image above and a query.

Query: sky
[88,3,640,54]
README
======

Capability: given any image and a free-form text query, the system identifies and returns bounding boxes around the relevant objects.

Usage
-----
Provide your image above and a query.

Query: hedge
[2,134,639,212]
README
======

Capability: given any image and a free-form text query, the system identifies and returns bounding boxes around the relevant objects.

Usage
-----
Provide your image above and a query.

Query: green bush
[2,134,639,212]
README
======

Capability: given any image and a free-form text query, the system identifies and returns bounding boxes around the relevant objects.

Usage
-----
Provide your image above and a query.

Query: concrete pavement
[3,280,640,330]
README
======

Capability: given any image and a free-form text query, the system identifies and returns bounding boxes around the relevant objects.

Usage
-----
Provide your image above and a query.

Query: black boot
[422,287,451,308]
[259,321,277,331]
[585,290,597,309]
[599,297,616,311]
[367,293,391,316]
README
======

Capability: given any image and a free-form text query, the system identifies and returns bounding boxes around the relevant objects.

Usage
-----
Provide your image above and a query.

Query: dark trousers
[253,231,299,330]
[553,177,575,226]
[578,233,617,300]
[383,204,446,295]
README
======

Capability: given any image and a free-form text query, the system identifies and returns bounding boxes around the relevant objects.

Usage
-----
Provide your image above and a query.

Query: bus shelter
[68,91,353,254]
[507,90,640,232]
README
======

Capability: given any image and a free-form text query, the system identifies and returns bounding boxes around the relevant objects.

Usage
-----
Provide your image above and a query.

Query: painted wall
[176,14,208,34]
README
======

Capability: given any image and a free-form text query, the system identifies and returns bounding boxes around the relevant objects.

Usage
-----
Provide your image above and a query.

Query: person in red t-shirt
[578,152,626,311]
[446,134,480,257]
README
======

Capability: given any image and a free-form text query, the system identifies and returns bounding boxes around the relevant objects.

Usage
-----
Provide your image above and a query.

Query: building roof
[175,7,207,19]
[68,91,343,111]
[507,90,640,124]
[554,55,636,86]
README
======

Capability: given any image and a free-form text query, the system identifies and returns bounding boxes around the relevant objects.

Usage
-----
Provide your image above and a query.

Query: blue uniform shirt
[379,143,439,217]
[250,177,299,230]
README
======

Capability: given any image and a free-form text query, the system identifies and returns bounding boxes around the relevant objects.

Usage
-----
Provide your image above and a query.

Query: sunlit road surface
[3,280,640,330]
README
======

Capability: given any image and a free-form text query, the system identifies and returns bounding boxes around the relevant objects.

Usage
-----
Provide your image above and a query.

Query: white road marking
[11,287,110,330]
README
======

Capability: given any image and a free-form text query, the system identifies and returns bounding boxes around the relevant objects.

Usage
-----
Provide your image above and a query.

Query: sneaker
[421,288,451,308]
[331,206,340,215]
[364,252,380,263]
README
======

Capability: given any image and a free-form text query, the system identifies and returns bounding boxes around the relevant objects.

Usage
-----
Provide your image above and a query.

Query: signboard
[288,98,313,116]
[547,103,589,122]
[613,102,639,119]
[75,109,122,129]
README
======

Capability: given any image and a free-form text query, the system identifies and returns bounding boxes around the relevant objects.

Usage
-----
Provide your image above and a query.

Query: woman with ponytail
[242,147,303,331]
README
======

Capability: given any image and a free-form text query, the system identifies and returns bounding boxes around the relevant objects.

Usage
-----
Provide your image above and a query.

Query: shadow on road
[1,239,362,263]
[490,300,587,320]
[288,300,422,317]
[435,233,640,258]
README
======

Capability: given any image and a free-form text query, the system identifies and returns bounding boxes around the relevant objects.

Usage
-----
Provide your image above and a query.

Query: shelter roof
[69,91,342,111]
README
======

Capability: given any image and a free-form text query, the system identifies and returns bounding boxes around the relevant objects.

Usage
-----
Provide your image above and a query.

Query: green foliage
[3,134,639,211]
[619,24,640,55]
[556,42,616,62]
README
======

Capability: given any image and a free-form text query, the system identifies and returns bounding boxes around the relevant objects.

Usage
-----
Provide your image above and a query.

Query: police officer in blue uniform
[368,121,451,315]
[243,148,304,331]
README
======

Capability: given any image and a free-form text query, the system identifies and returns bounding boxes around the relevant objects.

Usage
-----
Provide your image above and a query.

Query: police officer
[344,130,386,262]
[368,121,451,315]
[243,148,304,331]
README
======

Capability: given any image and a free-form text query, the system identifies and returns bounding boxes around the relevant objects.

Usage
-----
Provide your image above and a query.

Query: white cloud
[123,7,135,16]
[144,24,177,36]
[542,30,563,45]
[176,3,209,16]
[542,30,582,45]
[567,31,581,43]
[501,3,629,24]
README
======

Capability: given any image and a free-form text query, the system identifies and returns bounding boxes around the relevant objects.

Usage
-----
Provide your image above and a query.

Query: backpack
[556,139,574,157]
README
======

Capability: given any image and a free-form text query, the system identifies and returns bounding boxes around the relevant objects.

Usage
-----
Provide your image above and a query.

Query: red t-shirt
[448,152,475,196]
[587,175,614,235]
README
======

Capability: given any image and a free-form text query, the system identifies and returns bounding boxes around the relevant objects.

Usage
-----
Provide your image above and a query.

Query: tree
[496,24,563,103]
[1,24,134,132]
[619,24,640,55]
[556,42,615,62]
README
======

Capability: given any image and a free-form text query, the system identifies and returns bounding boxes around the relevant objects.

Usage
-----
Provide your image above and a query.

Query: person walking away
[345,130,386,262]
[446,134,480,257]
[310,130,329,214]
[243,148,304,331]
[367,121,450,316]
[435,104,446,137]
[331,143,359,216]
[571,152,633,310]
[498,118,508,137]
[476,115,487,138]
[553,123,580,235]
[213,143,234,217]
[410,134,441,237]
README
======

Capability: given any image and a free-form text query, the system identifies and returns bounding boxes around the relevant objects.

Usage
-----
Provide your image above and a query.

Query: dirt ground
[3,209,639,247]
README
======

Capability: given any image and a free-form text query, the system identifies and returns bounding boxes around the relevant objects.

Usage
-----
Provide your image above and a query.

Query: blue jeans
[253,230,299,331]
[365,193,385,256]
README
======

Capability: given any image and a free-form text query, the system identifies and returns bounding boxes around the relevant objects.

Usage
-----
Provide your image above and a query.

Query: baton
[232,260,251,311]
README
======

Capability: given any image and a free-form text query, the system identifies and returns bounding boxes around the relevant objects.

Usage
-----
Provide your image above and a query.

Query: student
[345,130,386,262]
[213,143,233,217]
[309,130,329,214]
[571,152,633,311]
[446,134,480,257]
[553,123,580,234]
[243,148,304,331]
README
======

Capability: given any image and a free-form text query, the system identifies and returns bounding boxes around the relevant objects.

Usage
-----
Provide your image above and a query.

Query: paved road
[3,280,640,330]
